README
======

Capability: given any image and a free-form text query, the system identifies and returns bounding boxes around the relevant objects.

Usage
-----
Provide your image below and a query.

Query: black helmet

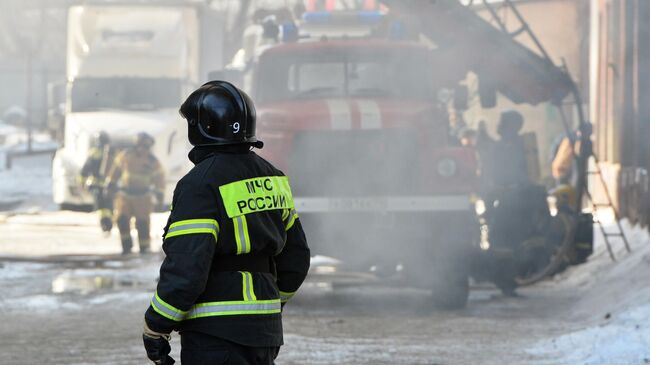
[179,81,263,148]
[136,132,155,148]
[92,131,110,147]
[497,110,524,137]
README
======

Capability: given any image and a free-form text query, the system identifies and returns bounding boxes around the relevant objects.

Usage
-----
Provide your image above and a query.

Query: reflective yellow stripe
[152,296,281,320]
[169,219,218,229]
[150,291,187,321]
[186,299,281,319]
[279,290,295,303]
[243,217,250,253]
[241,272,248,300]
[219,176,294,218]
[240,271,257,301]
[285,209,298,231]
[88,148,102,159]
[99,208,112,219]
[233,216,251,254]
[247,272,257,301]
[234,217,242,254]
[165,219,219,241]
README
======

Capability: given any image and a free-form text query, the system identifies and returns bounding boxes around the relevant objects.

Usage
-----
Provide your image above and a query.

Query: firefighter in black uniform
[80,131,113,233]
[142,81,310,365]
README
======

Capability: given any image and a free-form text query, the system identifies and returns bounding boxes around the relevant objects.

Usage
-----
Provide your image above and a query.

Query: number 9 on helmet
[179,80,263,148]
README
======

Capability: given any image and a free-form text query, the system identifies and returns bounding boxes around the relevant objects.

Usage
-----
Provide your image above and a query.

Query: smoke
[1,0,632,307]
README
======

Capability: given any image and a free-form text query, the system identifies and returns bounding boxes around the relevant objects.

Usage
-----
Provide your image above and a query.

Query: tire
[490,254,519,296]
[431,267,469,310]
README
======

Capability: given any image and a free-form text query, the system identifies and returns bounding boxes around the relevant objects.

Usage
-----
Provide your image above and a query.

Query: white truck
[52,3,223,208]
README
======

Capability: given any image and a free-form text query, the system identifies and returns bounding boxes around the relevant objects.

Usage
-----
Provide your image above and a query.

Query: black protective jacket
[144,146,310,347]
[80,146,110,186]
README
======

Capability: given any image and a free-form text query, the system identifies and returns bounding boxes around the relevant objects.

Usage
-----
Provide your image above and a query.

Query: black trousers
[180,331,279,365]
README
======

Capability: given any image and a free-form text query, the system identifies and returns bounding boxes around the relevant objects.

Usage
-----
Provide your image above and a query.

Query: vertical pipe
[636,0,650,169]
[600,0,611,163]
[620,0,636,167]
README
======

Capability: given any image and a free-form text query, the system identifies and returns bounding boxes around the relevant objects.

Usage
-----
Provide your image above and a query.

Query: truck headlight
[480,224,490,250]
[436,158,457,178]
[474,199,486,216]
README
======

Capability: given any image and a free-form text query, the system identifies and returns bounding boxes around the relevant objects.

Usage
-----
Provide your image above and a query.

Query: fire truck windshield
[256,47,433,103]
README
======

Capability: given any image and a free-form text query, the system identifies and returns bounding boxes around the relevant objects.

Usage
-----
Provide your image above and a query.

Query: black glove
[143,334,175,365]
[100,216,113,233]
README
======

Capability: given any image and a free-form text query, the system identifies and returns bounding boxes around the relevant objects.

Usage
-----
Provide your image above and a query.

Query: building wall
[590,0,650,226]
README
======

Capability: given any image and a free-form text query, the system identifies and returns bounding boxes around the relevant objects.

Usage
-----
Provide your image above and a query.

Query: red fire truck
[219,10,477,308]
[218,1,577,308]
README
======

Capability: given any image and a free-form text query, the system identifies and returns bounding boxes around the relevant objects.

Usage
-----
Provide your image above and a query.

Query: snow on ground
[530,304,650,365]
[0,210,168,257]
[528,219,650,364]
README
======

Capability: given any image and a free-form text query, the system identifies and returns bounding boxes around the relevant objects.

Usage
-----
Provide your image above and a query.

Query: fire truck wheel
[431,266,469,310]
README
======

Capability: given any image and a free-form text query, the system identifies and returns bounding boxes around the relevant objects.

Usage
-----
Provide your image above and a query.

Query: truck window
[70,78,181,112]
[288,62,346,96]
[257,48,433,103]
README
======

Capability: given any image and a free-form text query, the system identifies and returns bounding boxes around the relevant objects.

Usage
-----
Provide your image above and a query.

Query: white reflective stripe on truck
[327,99,352,130]
[357,100,382,129]
[293,195,471,213]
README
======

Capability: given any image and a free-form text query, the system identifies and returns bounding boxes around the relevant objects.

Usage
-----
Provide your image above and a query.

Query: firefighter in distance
[106,132,165,255]
[79,131,114,233]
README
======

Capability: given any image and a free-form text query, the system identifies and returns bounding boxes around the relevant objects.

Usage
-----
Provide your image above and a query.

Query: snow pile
[558,219,650,316]
[529,220,650,364]
[529,303,650,365]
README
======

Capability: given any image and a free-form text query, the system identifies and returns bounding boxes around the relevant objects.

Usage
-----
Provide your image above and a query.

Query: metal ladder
[584,153,632,261]
[464,0,555,65]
